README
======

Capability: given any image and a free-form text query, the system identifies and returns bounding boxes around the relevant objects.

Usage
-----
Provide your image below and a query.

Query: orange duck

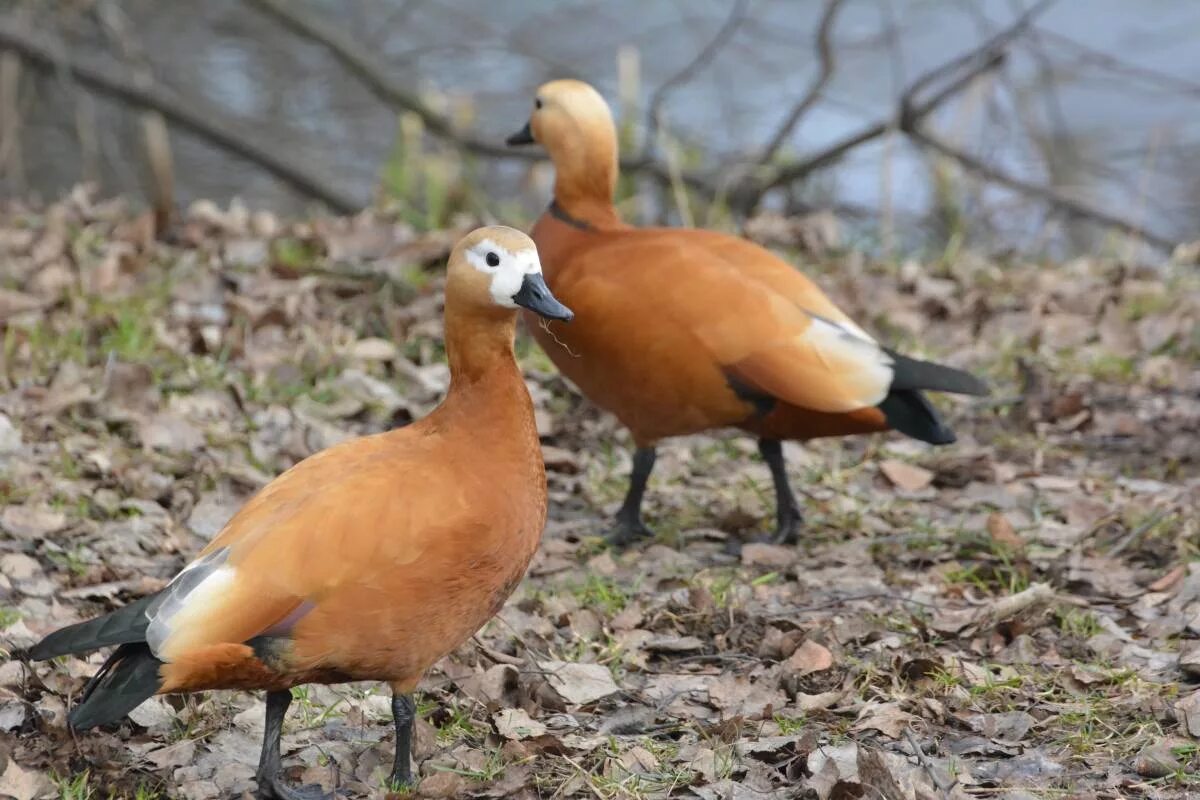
[27,227,572,799]
[506,80,987,546]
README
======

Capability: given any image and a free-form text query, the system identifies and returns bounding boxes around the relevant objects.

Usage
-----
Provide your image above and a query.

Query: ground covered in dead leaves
[1,189,1199,800]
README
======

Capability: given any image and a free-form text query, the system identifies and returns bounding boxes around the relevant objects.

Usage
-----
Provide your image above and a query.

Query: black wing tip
[27,635,65,662]
[67,642,162,730]
[27,626,96,662]
[927,425,958,446]
[878,389,960,446]
[961,373,991,397]
[886,349,991,397]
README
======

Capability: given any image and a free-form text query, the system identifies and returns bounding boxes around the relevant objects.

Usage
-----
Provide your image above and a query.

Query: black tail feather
[886,349,989,396]
[878,389,956,445]
[28,593,157,661]
[68,642,163,730]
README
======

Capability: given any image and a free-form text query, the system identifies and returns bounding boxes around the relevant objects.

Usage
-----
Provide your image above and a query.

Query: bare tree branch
[1032,26,1200,99]
[753,0,844,168]
[244,0,479,149]
[0,19,362,213]
[243,0,712,198]
[642,0,750,158]
[905,126,1177,252]
[735,0,1055,212]
[738,49,1004,209]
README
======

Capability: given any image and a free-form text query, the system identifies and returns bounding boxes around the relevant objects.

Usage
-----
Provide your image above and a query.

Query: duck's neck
[442,302,517,382]
[551,123,622,230]
[438,303,531,427]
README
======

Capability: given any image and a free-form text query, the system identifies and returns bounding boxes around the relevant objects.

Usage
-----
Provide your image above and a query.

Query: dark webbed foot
[256,691,337,800]
[770,510,803,545]
[607,515,655,546]
[256,777,334,800]
[607,446,658,547]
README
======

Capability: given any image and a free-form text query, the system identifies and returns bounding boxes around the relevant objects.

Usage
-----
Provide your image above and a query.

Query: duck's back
[527,218,895,444]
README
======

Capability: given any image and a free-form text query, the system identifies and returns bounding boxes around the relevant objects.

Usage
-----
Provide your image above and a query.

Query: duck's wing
[559,231,895,414]
[145,432,460,661]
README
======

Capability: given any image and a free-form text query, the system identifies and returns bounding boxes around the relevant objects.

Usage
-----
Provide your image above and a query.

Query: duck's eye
[534,98,543,110]
[486,251,500,268]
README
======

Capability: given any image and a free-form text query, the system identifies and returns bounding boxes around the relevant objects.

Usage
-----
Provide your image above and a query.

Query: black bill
[513,273,573,322]
[506,122,535,146]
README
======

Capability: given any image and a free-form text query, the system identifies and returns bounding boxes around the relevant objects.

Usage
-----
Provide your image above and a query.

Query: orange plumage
[28,226,573,799]
[507,80,988,545]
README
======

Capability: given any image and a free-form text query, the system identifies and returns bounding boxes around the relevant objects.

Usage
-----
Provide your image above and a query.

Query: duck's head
[446,226,573,322]
[506,80,617,205]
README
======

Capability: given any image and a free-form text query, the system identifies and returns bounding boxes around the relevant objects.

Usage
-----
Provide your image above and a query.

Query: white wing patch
[802,312,893,406]
[144,547,235,659]
[463,237,543,308]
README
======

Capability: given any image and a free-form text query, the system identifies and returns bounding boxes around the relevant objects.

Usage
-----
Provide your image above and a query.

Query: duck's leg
[388,692,416,790]
[256,690,331,800]
[608,446,657,546]
[758,439,803,545]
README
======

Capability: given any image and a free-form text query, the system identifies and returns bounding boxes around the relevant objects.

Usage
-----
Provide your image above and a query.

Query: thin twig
[1107,509,1170,558]
[642,0,750,158]
[905,127,1178,252]
[0,19,361,213]
[752,0,845,169]
[740,0,1054,211]
[243,0,710,199]
[0,50,23,191]
[903,727,956,798]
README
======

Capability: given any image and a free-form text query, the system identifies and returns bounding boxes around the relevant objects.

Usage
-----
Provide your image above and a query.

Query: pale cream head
[446,226,573,321]
[507,80,619,206]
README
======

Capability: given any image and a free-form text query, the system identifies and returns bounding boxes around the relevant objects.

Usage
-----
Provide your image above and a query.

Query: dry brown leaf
[493,707,548,740]
[0,505,68,539]
[785,639,834,676]
[852,702,918,739]
[539,660,619,705]
[0,287,47,322]
[1178,689,1200,737]
[879,459,935,492]
[0,760,48,800]
[740,542,796,568]
[414,771,470,799]
[1148,564,1186,593]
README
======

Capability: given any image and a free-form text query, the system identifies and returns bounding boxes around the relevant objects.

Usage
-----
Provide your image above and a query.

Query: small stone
[740,543,796,568]
[0,413,22,454]
[1135,742,1181,778]
[350,337,398,361]
[1179,641,1200,680]
[0,700,31,732]
[417,772,469,799]
[0,506,67,539]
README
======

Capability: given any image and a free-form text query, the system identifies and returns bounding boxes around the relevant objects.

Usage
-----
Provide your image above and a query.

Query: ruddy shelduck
[28,227,573,799]
[506,80,988,546]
